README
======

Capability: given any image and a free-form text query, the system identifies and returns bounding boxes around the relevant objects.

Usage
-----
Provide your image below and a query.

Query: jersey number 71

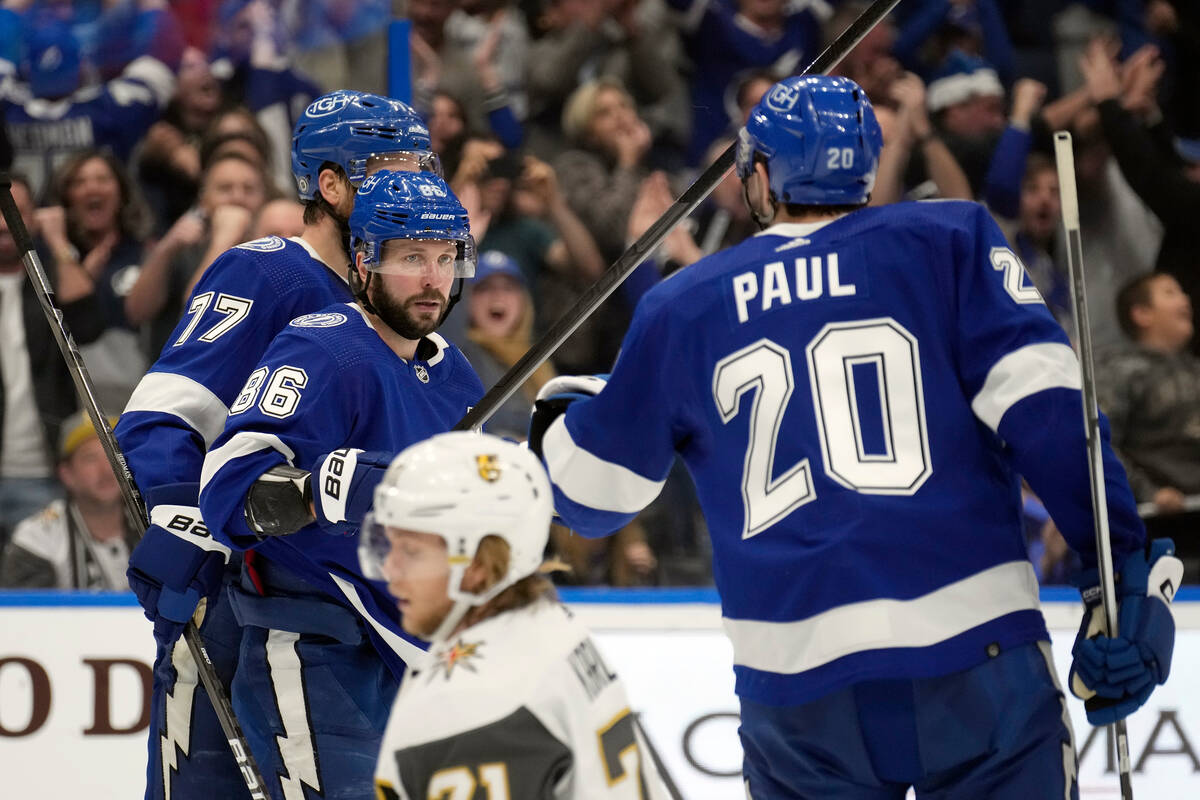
[713,317,932,538]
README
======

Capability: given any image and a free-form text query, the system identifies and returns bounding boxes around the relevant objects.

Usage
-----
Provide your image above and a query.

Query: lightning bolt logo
[267,630,322,800]
[160,636,199,800]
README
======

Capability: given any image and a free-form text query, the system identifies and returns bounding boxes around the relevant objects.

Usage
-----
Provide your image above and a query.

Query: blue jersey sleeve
[950,202,1144,567]
[547,290,691,536]
[198,327,354,549]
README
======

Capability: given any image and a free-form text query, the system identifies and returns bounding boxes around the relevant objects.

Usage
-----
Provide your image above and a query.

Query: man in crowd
[1,412,134,590]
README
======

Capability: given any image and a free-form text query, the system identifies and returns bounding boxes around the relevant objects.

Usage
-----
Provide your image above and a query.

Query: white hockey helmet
[360,432,553,634]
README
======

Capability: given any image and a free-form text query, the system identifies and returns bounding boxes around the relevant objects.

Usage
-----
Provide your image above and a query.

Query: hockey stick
[453,0,903,431]
[1052,132,1134,800]
[0,174,270,800]
[633,713,685,800]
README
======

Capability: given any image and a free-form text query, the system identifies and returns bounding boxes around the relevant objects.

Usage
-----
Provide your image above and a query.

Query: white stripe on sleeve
[200,432,295,492]
[330,574,428,666]
[123,371,230,446]
[723,560,1041,675]
[543,416,665,514]
[970,343,1081,433]
[149,504,232,557]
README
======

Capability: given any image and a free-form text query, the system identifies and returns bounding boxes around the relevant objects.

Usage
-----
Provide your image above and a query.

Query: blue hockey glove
[310,448,394,536]
[127,489,231,652]
[528,374,609,458]
[1069,539,1184,726]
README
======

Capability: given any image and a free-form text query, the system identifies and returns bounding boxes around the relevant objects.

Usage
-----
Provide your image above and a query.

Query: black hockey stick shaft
[454,0,903,431]
[1052,133,1133,800]
[634,713,685,800]
[0,174,270,800]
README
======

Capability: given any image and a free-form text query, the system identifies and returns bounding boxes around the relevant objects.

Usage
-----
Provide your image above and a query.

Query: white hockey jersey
[374,598,669,800]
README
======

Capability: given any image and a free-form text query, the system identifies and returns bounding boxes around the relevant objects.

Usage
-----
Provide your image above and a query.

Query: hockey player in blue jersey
[197,169,483,799]
[114,90,441,800]
[529,75,1184,798]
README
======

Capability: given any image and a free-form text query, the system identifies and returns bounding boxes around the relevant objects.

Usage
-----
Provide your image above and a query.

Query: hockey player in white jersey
[529,75,1184,798]
[363,432,668,800]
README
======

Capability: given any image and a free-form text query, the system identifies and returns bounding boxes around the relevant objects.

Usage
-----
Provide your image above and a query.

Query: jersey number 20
[713,317,932,538]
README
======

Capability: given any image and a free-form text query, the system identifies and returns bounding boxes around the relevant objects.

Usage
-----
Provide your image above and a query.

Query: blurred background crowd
[0,0,1197,590]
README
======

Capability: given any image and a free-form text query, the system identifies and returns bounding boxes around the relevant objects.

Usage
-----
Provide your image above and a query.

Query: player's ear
[459,560,490,595]
[354,250,369,283]
[317,167,349,208]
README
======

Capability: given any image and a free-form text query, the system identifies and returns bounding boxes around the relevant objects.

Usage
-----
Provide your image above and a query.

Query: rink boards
[0,588,1197,799]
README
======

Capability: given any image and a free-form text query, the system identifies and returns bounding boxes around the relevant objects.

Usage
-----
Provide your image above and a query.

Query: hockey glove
[528,374,609,458]
[127,486,231,653]
[1069,538,1184,726]
[310,448,394,536]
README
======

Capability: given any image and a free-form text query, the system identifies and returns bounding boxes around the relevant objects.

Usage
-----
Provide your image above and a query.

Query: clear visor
[358,513,462,584]
[348,151,444,183]
[369,236,476,278]
[358,513,389,581]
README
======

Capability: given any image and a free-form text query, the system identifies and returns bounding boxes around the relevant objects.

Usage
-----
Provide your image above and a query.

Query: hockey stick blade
[0,173,270,799]
[454,0,904,431]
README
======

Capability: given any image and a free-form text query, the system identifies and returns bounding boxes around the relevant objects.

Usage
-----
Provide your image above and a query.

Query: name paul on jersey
[731,249,861,324]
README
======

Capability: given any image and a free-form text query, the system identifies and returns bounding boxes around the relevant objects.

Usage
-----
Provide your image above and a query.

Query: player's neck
[300,218,351,274]
[771,208,849,226]
[366,309,421,360]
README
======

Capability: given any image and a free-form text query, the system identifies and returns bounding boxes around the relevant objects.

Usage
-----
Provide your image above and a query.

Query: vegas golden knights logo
[476,454,501,482]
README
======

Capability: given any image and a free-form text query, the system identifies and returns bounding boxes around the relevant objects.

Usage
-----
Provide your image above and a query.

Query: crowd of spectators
[1,0,1197,589]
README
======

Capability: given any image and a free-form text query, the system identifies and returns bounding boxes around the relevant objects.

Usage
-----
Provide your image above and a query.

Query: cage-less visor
[362,235,477,279]
[347,151,444,184]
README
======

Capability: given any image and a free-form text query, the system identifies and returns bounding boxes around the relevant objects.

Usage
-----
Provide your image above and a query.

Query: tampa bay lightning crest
[291,312,348,328]
[237,237,287,253]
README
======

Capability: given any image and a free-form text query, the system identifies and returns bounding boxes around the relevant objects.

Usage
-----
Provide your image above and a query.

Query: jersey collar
[345,303,449,366]
[754,219,842,240]
[290,236,349,284]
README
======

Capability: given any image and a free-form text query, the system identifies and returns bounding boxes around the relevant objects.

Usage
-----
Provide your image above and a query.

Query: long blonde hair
[460,535,566,629]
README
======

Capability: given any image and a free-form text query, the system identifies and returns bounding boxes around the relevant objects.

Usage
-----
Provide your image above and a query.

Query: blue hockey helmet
[291,90,440,201]
[349,170,476,279]
[736,75,883,206]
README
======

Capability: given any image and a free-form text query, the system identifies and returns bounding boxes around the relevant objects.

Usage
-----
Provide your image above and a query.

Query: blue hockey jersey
[0,55,174,197]
[197,304,484,677]
[667,0,822,164]
[542,200,1146,706]
[116,236,353,505]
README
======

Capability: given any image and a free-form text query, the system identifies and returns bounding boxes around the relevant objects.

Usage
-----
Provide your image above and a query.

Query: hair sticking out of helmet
[347,170,475,315]
[735,75,883,209]
[360,432,553,641]
[291,90,441,201]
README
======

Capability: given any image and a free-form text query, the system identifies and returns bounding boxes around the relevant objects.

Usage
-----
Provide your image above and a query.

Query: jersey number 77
[713,317,932,539]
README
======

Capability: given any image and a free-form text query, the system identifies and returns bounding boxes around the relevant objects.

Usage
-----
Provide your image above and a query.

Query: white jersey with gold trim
[374,597,669,800]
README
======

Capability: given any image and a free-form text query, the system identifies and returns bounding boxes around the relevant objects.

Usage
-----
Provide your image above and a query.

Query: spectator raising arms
[666,0,825,164]
[40,150,152,412]
[1080,38,1200,353]
[126,150,270,357]
[0,175,103,548]
[0,11,176,198]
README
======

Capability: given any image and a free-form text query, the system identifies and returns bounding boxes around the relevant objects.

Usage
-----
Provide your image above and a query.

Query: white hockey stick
[1053,131,1134,800]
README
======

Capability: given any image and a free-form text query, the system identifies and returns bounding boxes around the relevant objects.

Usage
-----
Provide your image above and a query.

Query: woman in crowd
[41,150,152,412]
